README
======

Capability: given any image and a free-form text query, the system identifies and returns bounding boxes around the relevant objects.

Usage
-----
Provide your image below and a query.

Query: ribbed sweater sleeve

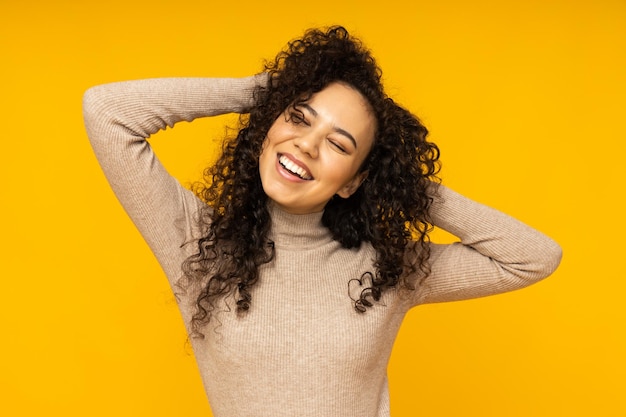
[82,76,264,282]
[415,184,562,304]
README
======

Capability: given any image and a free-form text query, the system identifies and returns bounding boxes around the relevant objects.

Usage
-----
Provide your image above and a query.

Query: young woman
[83,26,561,417]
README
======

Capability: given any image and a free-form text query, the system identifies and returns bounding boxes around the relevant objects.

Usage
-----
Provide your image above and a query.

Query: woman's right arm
[82,75,265,281]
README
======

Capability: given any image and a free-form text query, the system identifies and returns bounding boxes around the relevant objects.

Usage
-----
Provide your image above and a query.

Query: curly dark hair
[180,26,440,335]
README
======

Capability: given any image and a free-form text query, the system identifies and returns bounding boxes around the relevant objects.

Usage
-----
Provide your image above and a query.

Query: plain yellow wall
[1,0,624,416]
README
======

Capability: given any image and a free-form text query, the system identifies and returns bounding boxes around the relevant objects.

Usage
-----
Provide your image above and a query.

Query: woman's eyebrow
[300,103,358,149]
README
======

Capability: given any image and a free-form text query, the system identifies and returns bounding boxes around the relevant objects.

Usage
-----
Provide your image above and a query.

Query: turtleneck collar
[267,202,333,250]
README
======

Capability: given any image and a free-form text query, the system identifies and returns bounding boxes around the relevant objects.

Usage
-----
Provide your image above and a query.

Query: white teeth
[279,155,312,180]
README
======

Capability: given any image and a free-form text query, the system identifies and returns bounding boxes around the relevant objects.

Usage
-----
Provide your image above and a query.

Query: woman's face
[259,82,376,215]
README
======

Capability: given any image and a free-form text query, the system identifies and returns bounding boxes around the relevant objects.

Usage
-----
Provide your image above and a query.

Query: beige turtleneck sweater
[83,76,562,417]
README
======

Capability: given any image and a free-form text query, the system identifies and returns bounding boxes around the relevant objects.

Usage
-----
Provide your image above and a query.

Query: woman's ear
[337,171,369,198]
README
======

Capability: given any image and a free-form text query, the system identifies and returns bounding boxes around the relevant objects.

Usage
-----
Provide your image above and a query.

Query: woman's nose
[294,131,320,159]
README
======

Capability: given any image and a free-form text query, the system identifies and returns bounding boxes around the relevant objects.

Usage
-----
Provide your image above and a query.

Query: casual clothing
[83,76,562,417]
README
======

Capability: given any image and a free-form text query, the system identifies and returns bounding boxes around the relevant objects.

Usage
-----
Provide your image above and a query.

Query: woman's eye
[329,140,347,153]
[288,111,308,125]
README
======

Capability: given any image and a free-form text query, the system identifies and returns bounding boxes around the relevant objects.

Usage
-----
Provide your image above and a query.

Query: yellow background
[1,0,624,415]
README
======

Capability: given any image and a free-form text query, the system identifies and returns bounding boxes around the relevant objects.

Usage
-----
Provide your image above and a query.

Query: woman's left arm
[414,183,562,304]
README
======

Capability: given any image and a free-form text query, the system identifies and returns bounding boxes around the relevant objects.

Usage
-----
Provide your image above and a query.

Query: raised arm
[82,75,264,281]
[414,183,562,305]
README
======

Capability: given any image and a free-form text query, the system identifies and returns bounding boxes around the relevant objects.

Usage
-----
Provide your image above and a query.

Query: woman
[83,26,561,417]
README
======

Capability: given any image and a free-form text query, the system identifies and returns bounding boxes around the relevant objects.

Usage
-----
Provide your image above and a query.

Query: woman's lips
[277,153,313,180]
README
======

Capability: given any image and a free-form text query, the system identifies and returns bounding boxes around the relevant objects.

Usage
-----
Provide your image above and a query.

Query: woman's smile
[277,153,313,181]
